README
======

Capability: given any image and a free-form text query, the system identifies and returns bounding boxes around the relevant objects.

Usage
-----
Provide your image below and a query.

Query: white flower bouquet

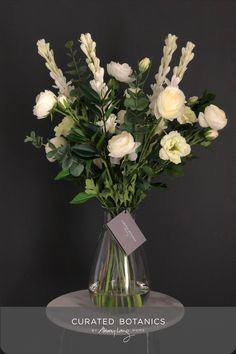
[25,33,227,216]
[25,33,227,307]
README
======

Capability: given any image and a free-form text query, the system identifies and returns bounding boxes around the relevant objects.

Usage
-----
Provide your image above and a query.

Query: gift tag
[106,210,146,255]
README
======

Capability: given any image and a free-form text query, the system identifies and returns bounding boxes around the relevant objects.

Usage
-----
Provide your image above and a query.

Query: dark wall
[0,0,235,306]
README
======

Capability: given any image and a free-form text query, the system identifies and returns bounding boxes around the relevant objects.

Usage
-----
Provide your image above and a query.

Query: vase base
[89,280,150,308]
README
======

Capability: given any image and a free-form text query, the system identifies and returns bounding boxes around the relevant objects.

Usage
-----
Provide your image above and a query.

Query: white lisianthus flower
[205,129,219,140]
[177,106,197,125]
[117,110,126,125]
[198,104,227,131]
[108,131,140,163]
[54,116,75,137]
[57,94,69,109]
[107,61,133,83]
[138,57,151,73]
[159,131,191,164]
[45,136,66,162]
[155,86,185,120]
[97,114,117,134]
[33,90,57,119]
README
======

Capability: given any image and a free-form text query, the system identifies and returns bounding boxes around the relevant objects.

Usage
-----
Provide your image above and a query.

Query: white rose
[33,90,57,119]
[97,114,117,134]
[117,110,126,125]
[198,104,227,131]
[155,86,185,121]
[108,131,140,162]
[205,129,219,140]
[54,116,75,137]
[155,118,168,135]
[57,94,69,109]
[138,57,151,73]
[159,131,191,164]
[45,136,66,162]
[107,61,133,83]
[177,106,197,125]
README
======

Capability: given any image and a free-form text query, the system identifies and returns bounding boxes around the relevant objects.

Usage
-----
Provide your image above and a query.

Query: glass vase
[89,211,150,307]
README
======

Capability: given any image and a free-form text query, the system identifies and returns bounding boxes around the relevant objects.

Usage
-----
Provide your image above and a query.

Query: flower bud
[187,96,198,105]
[57,95,69,109]
[138,57,151,73]
[205,129,219,140]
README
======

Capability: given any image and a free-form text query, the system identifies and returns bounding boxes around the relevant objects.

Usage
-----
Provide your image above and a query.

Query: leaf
[85,178,99,195]
[54,170,70,181]
[142,165,155,177]
[166,164,184,177]
[72,144,98,158]
[62,155,74,170]
[136,97,149,111]
[70,163,84,177]
[70,192,95,204]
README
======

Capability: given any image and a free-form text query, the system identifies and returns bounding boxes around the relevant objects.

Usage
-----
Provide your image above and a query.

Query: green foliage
[24,131,43,148]
[26,36,223,213]
[70,192,95,204]
[54,169,70,180]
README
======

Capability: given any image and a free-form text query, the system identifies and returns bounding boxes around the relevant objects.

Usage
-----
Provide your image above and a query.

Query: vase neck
[103,209,136,224]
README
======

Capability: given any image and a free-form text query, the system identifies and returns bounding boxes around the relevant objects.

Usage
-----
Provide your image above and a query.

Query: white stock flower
[138,57,151,73]
[117,110,126,125]
[80,33,108,98]
[198,105,227,131]
[45,136,66,162]
[54,116,75,137]
[159,131,191,164]
[37,39,73,97]
[108,131,140,162]
[97,114,117,134]
[107,62,133,83]
[155,86,185,120]
[177,106,197,125]
[171,41,195,86]
[205,129,219,140]
[33,90,57,119]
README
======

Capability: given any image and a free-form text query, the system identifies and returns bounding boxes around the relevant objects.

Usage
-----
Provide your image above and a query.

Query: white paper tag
[106,210,146,255]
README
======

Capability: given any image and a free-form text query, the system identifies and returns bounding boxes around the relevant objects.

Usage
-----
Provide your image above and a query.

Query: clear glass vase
[89,211,150,307]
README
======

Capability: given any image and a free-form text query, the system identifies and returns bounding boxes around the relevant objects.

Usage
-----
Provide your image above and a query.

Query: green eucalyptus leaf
[70,163,84,177]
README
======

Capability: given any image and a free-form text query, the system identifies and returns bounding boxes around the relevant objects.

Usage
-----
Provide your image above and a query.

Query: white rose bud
[205,129,219,140]
[108,131,140,162]
[107,61,133,83]
[45,136,66,162]
[198,104,227,131]
[54,116,75,137]
[177,106,197,125]
[33,90,57,119]
[138,57,151,73]
[57,94,69,109]
[159,131,191,164]
[155,86,185,121]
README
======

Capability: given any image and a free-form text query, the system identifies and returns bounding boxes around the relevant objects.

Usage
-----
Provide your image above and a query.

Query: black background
[0,0,235,306]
